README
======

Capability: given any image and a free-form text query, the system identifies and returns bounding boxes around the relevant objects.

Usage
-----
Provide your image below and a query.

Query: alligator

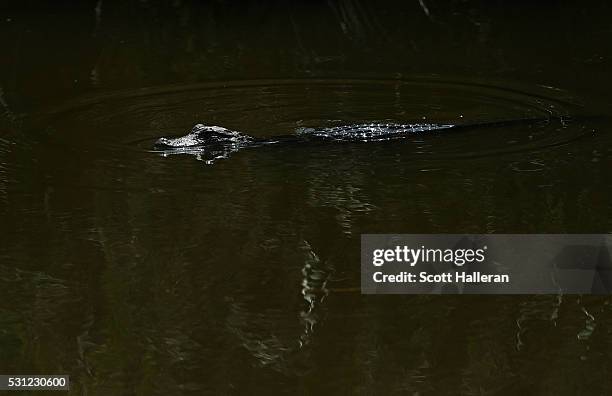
[153,118,556,163]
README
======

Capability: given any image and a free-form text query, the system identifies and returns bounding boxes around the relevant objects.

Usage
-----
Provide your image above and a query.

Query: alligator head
[153,123,254,163]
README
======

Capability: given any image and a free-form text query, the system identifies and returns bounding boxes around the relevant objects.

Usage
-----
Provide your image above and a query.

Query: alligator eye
[191,124,208,133]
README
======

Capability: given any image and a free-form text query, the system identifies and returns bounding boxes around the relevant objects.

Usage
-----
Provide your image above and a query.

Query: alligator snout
[152,134,203,151]
[153,137,174,150]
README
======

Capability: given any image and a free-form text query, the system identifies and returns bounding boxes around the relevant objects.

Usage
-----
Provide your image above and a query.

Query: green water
[1,1,612,395]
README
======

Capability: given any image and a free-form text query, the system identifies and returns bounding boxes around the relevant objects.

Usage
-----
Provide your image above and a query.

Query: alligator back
[294,123,455,141]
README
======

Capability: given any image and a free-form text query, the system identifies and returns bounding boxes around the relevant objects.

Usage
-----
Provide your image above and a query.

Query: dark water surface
[1,1,612,395]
